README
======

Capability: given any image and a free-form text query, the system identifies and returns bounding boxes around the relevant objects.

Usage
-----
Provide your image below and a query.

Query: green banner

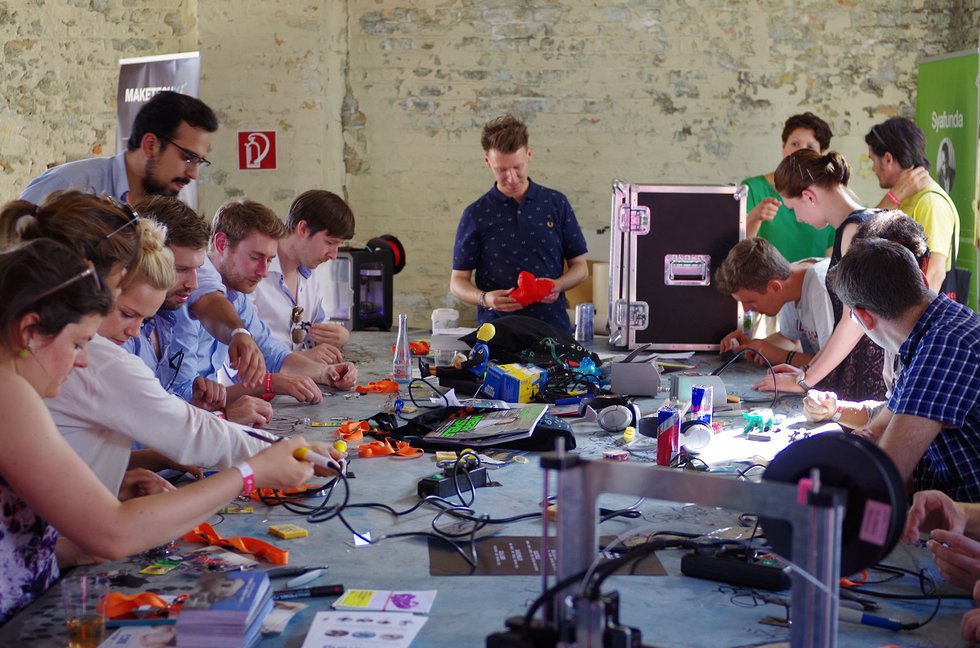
[916,50,980,310]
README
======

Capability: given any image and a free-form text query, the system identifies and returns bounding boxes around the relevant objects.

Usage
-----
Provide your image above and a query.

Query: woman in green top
[742,112,836,261]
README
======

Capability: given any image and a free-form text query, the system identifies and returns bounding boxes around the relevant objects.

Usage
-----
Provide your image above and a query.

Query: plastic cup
[62,574,108,648]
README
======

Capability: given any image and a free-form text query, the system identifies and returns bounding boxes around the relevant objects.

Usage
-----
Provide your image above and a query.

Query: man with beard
[21,91,269,393]
[21,91,216,204]
[168,199,358,405]
[125,196,274,428]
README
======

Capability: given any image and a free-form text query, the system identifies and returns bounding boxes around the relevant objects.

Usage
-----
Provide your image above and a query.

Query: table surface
[0,331,971,648]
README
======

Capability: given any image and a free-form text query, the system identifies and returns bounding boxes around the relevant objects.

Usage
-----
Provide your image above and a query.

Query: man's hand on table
[225,394,273,428]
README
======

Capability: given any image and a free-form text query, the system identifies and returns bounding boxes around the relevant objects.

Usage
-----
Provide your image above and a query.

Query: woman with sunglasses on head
[0,190,141,294]
[751,149,887,403]
[0,239,319,626]
[45,217,345,505]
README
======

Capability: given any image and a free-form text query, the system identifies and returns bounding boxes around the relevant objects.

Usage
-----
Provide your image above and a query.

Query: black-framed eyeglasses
[101,195,142,240]
[165,349,184,392]
[157,135,211,169]
[33,261,103,304]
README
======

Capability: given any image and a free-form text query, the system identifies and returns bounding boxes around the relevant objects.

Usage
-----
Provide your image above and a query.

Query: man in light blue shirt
[124,196,274,428]
[20,91,270,392]
[21,91,217,205]
[169,199,357,404]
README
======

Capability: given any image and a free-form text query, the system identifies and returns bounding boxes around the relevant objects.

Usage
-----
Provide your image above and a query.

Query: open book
[422,404,548,447]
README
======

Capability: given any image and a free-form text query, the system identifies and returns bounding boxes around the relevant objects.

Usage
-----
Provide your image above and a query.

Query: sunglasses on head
[101,195,141,240]
[33,260,103,304]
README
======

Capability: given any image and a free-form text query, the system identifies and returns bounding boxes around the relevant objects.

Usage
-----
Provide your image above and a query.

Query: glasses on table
[157,135,212,169]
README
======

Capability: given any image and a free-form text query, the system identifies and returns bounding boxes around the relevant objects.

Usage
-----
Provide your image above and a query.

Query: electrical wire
[712,347,780,409]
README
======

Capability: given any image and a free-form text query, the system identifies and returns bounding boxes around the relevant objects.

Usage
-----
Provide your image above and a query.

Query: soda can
[690,384,713,425]
[656,405,680,466]
[574,302,594,342]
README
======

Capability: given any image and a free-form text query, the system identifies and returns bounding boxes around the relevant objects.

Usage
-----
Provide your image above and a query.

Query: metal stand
[542,450,844,647]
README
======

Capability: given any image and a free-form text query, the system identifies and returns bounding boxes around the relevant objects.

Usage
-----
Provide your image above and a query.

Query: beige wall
[1,1,975,326]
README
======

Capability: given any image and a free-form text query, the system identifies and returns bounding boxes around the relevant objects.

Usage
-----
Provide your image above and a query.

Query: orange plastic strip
[355,380,400,394]
[181,522,289,565]
[356,439,423,459]
[335,420,369,442]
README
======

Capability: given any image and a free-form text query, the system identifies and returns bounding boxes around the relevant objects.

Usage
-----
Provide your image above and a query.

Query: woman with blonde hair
[0,236,316,625]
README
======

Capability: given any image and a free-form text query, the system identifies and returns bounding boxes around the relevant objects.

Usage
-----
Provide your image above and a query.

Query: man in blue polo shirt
[830,238,980,502]
[450,115,588,334]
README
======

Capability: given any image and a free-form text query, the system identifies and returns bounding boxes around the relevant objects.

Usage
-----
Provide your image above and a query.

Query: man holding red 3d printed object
[450,115,589,334]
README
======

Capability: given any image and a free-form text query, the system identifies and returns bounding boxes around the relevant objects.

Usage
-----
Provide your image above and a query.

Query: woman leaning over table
[752,149,887,402]
[0,239,317,625]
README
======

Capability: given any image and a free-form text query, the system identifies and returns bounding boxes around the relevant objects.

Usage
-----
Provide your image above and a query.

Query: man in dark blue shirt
[450,115,588,334]
[831,238,980,502]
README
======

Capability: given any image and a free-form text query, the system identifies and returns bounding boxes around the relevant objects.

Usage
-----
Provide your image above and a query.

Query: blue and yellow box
[481,363,547,403]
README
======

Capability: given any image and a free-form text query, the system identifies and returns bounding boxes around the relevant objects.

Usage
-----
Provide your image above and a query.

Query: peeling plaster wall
[196,1,347,219]
[0,1,196,187]
[343,0,967,323]
[1,1,976,328]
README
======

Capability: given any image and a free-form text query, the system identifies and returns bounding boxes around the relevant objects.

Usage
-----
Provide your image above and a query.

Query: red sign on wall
[237,131,277,170]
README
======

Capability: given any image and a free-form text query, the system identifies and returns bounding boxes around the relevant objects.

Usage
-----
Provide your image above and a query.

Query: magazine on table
[422,403,548,446]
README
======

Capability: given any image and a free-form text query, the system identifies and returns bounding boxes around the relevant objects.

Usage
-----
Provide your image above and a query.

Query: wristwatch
[796,373,812,391]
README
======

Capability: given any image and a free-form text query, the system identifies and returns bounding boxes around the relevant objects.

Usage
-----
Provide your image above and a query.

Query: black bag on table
[458,315,601,370]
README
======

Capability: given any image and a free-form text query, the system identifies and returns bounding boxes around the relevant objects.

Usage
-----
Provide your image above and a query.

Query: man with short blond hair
[450,114,588,333]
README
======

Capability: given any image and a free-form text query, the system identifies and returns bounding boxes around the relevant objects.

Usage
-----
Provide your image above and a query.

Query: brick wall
[0,1,196,187]
[1,0,974,327]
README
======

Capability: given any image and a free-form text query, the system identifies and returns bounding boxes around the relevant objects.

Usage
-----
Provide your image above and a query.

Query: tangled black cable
[537,367,604,403]
[712,347,779,409]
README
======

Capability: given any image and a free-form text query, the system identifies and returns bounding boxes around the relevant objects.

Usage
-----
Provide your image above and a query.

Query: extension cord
[418,466,489,498]
[680,550,790,591]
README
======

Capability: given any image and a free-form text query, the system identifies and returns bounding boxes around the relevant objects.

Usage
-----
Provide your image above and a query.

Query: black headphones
[578,396,641,433]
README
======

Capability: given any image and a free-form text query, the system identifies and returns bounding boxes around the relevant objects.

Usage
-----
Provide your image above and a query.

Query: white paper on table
[299,611,427,648]
[431,388,462,406]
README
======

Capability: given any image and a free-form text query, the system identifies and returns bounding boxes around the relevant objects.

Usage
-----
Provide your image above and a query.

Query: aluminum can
[656,405,680,466]
[574,302,594,342]
[690,384,713,425]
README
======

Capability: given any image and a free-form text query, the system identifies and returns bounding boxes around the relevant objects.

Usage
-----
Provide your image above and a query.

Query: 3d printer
[319,235,405,331]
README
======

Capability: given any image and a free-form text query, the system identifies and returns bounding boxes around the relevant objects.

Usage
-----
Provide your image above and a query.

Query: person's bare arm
[924,251,947,293]
[859,412,942,481]
[875,167,930,208]
[541,255,589,304]
[450,268,520,313]
[746,197,780,237]
[191,292,266,388]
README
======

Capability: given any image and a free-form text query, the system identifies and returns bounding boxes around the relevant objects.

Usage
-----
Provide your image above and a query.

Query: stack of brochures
[422,404,548,447]
[175,570,273,648]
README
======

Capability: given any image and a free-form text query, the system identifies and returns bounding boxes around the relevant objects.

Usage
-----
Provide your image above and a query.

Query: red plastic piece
[510,271,555,307]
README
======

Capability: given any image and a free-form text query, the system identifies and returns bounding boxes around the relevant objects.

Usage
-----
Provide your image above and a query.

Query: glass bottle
[392,313,411,383]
